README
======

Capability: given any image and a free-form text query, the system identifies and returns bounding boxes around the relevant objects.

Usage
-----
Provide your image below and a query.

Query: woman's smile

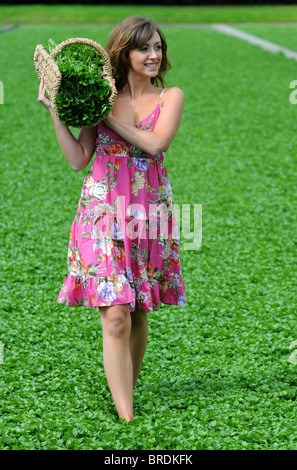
[144,62,158,69]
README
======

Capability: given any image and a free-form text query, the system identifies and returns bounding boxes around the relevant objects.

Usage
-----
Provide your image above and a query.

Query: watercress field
[1,14,297,450]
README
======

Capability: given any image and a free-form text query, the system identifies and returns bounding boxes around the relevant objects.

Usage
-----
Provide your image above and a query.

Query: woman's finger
[39,78,45,94]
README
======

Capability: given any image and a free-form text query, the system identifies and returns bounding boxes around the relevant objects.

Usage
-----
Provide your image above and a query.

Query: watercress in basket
[43,39,113,128]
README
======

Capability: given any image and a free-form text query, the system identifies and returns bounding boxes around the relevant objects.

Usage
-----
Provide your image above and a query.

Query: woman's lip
[145,63,158,68]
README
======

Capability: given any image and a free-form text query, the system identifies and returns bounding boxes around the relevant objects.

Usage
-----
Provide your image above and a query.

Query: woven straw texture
[34,37,117,128]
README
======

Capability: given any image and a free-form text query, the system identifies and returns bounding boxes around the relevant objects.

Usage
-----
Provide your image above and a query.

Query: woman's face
[128,31,162,79]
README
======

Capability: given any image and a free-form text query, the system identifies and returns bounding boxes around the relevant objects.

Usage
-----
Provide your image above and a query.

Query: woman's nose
[149,48,158,58]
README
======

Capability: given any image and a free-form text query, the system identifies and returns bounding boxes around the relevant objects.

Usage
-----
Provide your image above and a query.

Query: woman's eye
[139,45,161,52]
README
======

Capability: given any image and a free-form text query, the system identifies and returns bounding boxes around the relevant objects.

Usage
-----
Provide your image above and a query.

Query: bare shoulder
[164,86,184,95]
[162,87,184,107]
[159,87,184,118]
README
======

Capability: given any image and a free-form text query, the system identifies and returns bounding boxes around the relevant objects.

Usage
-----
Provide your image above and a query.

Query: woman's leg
[130,307,148,389]
[99,303,134,421]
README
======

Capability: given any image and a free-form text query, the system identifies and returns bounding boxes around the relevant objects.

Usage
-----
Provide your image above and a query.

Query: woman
[38,16,186,422]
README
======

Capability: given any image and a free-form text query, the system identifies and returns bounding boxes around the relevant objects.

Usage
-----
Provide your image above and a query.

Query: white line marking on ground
[212,24,297,61]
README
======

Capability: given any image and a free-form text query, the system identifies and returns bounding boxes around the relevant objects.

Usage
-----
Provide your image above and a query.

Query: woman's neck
[123,73,154,99]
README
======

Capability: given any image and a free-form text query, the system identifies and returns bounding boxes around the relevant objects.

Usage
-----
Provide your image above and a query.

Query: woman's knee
[100,304,131,339]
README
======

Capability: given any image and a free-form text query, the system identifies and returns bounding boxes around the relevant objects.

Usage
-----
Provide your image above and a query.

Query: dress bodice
[95,89,167,162]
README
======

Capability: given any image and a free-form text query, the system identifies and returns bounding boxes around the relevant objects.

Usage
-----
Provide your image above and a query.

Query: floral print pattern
[57,90,186,312]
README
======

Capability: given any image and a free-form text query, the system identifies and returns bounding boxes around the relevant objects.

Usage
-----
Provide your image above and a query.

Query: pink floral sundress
[57,88,186,312]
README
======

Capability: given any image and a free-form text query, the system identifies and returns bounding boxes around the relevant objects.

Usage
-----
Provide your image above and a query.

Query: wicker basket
[34,37,117,128]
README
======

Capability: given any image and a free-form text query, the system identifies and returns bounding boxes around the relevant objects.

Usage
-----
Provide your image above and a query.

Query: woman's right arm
[38,78,97,171]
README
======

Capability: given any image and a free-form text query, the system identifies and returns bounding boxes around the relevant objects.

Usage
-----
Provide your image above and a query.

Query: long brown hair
[105,16,171,92]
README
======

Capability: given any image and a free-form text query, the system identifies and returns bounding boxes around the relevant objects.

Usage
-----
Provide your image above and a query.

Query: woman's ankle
[119,412,134,422]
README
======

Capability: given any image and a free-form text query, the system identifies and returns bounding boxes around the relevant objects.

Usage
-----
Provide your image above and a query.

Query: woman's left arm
[104,87,184,156]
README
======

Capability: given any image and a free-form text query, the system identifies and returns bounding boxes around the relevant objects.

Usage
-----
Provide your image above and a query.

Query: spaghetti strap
[137,89,167,128]
[150,89,167,131]
[159,88,167,104]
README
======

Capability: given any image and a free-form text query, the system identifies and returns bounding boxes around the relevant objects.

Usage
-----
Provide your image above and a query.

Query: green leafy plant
[43,39,113,127]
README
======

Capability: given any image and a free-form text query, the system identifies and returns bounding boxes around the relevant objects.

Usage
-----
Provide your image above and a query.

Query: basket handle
[51,37,110,63]
[51,37,117,105]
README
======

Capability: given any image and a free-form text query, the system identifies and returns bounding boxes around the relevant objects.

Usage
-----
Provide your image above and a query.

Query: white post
[0,342,4,364]
[0,81,3,104]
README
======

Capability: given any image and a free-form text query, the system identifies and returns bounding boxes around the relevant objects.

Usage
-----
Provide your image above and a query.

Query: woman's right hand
[38,77,52,111]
